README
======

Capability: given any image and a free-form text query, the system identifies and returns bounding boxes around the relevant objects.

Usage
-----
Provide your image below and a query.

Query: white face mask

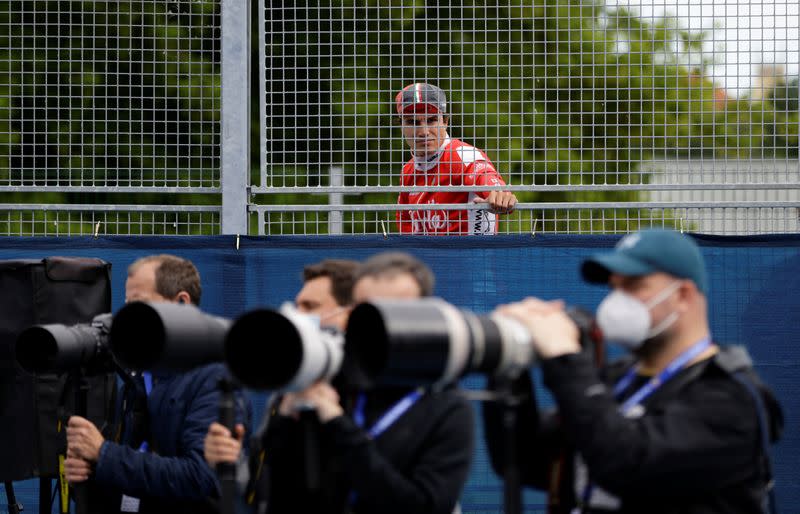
[280,302,321,328]
[319,306,348,327]
[282,302,347,331]
[596,281,682,350]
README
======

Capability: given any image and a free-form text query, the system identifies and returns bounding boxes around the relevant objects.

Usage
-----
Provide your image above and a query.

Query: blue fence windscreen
[0,234,797,513]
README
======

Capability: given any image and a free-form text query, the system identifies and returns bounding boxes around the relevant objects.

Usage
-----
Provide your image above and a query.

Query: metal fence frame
[1,1,798,236]
[248,0,799,237]
[220,0,250,234]
[0,0,250,236]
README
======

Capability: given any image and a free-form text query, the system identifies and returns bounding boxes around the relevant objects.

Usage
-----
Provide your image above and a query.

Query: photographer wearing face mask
[484,229,783,514]
[203,259,359,498]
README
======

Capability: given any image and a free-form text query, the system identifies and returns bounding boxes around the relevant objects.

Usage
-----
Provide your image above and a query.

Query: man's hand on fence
[475,191,517,214]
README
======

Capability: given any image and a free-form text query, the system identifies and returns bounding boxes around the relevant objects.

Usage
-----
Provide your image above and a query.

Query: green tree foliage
[260,0,797,233]
[766,77,800,156]
[0,0,796,235]
[0,0,221,234]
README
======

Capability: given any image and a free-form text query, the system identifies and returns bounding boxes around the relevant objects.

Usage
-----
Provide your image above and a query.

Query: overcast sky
[607,0,799,96]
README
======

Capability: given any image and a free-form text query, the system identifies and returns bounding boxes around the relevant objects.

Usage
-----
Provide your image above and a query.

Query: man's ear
[677,280,697,310]
[175,291,191,305]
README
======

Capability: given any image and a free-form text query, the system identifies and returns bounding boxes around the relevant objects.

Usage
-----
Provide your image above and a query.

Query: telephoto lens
[109,302,230,372]
[15,313,114,375]
[344,298,534,389]
[224,303,345,391]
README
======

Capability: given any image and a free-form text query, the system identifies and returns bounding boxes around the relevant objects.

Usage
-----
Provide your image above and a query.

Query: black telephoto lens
[15,313,113,375]
[110,302,230,372]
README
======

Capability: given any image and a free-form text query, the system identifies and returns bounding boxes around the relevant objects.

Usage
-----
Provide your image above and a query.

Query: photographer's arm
[327,392,474,514]
[542,351,759,497]
[92,440,216,500]
[500,299,759,496]
[91,368,247,501]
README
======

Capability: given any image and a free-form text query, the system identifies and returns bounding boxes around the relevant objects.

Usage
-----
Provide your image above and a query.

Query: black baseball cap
[395,83,447,115]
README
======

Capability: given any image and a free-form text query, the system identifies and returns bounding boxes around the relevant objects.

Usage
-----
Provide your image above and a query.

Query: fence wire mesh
[0,205,221,236]
[0,0,798,236]
[254,0,799,235]
[0,0,222,235]
[251,203,799,236]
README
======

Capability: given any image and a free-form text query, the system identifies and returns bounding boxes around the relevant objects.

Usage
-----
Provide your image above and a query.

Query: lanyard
[614,338,711,415]
[348,389,423,507]
[352,389,423,439]
[579,338,712,510]
[138,371,153,452]
[142,371,153,396]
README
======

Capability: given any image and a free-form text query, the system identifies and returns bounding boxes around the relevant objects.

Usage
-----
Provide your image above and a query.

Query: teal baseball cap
[581,229,708,294]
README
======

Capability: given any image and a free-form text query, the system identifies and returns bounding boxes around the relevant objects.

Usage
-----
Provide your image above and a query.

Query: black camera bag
[0,257,114,480]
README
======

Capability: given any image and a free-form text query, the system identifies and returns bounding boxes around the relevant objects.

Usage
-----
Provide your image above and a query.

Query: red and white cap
[395,83,448,115]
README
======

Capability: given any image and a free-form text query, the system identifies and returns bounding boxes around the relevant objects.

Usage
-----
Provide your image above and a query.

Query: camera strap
[578,337,712,512]
[120,371,152,513]
[142,372,153,395]
[352,389,423,438]
[348,389,423,507]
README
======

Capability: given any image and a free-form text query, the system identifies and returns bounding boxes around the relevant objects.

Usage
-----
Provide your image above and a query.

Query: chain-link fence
[251,201,800,236]
[0,0,798,235]
[252,0,799,236]
[0,204,220,236]
[0,0,229,235]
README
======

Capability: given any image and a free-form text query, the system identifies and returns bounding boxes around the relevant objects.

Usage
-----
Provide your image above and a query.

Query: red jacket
[397,138,506,235]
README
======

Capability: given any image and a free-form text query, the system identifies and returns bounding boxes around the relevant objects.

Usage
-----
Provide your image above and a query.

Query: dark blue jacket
[92,363,251,514]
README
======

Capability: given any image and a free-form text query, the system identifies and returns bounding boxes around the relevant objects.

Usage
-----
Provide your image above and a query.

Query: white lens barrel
[489,313,535,379]
[436,298,472,386]
[279,309,345,391]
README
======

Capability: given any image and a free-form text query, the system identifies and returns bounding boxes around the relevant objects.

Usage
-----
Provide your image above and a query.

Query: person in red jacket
[395,83,517,235]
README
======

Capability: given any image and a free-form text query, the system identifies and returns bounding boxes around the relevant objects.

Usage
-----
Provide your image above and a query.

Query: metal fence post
[328,167,344,235]
[221,0,250,235]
